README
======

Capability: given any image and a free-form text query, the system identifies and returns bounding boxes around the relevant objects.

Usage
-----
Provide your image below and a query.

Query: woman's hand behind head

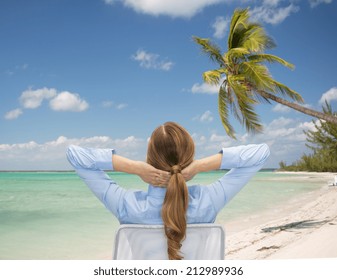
[136,161,170,186]
[182,160,199,182]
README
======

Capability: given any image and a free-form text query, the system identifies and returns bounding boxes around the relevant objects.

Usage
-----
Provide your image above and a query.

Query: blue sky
[1,0,336,170]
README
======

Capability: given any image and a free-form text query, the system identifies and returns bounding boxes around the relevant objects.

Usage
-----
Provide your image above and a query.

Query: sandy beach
[224,172,337,259]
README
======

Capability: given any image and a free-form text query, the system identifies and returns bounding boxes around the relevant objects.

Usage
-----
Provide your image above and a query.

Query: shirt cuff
[95,149,115,170]
[219,146,241,169]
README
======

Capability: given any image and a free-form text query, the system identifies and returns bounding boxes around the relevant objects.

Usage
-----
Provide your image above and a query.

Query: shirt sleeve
[66,145,126,218]
[206,143,270,213]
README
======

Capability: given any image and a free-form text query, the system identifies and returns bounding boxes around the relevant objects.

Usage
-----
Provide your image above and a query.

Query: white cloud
[49,92,89,112]
[309,0,333,8]
[4,108,23,120]
[19,87,57,109]
[194,110,214,122]
[104,0,225,18]
[116,103,128,110]
[200,110,214,122]
[0,135,145,170]
[102,100,114,108]
[102,100,128,110]
[192,132,234,153]
[8,88,89,119]
[212,16,230,39]
[262,0,283,7]
[250,3,300,25]
[162,62,174,71]
[210,133,228,143]
[319,87,337,104]
[191,82,219,94]
[268,116,293,129]
[191,133,207,146]
[297,120,317,131]
[132,49,174,71]
[250,117,319,164]
[272,103,291,113]
[191,116,320,167]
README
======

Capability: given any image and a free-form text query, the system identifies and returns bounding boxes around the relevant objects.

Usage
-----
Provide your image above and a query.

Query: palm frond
[241,24,275,52]
[273,80,304,103]
[228,8,275,52]
[202,70,222,85]
[218,85,236,139]
[237,99,263,134]
[225,47,249,65]
[228,8,250,49]
[240,61,275,92]
[227,75,263,134]
[248,54,294,69]
[193,36,226,67]
[224,77,244,122]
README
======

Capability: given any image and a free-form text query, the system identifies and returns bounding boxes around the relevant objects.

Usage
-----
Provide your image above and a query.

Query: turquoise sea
[0,171,324,260]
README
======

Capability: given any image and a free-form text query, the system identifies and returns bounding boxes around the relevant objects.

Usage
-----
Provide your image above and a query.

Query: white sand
[225,172,337,259]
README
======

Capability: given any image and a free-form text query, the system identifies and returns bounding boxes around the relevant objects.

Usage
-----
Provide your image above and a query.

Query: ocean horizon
[0,170,324,259]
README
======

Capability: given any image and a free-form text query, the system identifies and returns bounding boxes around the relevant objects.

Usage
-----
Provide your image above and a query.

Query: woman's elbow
[260,143,271,162]
[66,145,78,167]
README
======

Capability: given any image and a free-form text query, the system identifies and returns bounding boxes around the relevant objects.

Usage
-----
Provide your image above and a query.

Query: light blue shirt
[66,144,270,224]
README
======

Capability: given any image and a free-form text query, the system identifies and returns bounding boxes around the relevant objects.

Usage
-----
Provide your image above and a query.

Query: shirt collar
[148,184,167,197]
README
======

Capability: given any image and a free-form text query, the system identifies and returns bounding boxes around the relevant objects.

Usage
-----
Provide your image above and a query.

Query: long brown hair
[147,122,195,260]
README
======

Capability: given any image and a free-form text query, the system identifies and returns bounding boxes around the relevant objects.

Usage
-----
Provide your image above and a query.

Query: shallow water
[0,171,324,259]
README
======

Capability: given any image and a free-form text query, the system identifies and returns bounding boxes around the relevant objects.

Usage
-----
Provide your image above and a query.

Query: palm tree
[193,8,337,138]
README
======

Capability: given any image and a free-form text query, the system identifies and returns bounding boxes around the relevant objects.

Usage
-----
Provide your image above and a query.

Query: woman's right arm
[183,143,270,212]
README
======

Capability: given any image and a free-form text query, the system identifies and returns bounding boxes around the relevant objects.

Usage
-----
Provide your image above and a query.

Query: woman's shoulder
[187,184,209,197]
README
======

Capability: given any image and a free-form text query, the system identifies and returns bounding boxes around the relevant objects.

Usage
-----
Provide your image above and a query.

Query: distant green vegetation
[279,102,337,172]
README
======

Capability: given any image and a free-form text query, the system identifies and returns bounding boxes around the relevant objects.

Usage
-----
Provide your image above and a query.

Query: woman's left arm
[67,145,170,216]
[66,145,126,217]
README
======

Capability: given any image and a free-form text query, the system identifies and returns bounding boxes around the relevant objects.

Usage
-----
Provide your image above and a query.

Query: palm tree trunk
[259,90,337,124]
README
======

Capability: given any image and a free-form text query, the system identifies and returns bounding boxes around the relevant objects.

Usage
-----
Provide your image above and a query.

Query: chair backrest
[113,223,225,260]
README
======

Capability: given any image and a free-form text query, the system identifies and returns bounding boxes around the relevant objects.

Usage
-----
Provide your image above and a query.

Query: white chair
[113,224,225,260]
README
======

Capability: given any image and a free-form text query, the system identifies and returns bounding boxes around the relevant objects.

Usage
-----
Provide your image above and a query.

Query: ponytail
[146,122,195,260]
[161,165,188,260]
